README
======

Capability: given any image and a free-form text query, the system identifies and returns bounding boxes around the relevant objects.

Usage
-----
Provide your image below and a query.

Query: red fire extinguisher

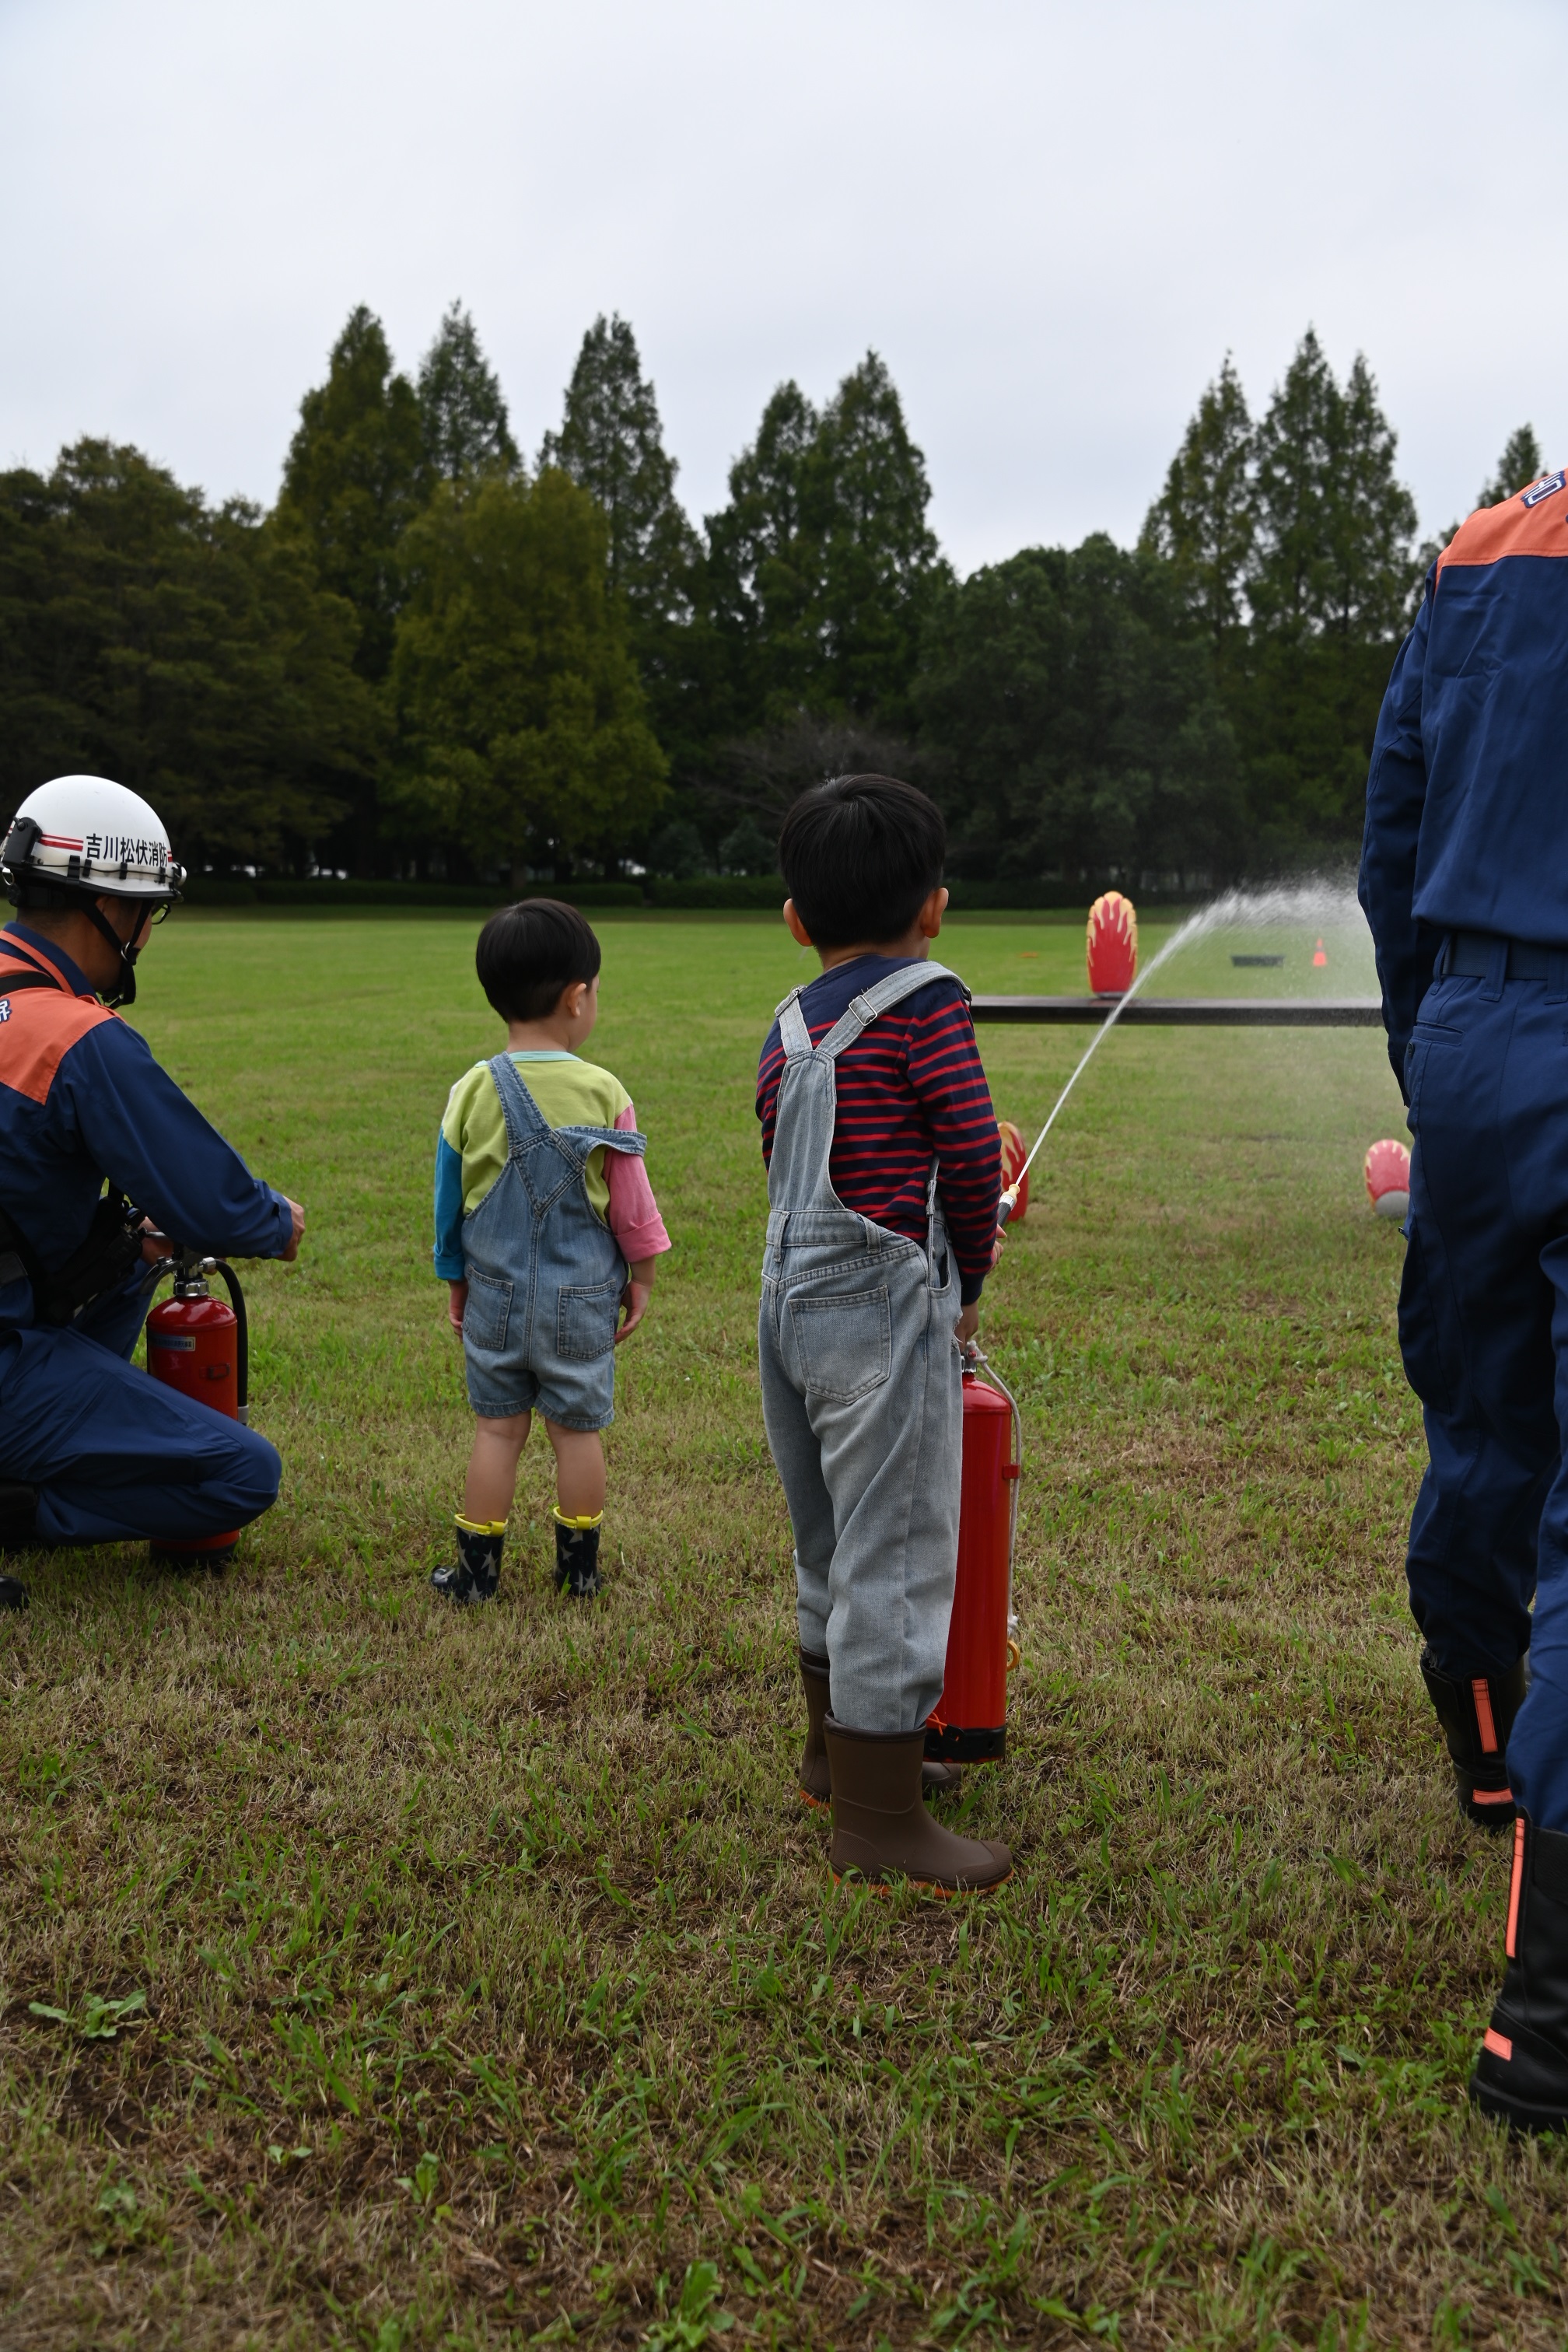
[145,1254,249,1557]
[926,1353,1023,1764]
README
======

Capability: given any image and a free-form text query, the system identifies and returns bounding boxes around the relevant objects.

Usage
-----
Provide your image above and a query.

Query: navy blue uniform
[0,922,289,1549]
[1360,470,1568,1831]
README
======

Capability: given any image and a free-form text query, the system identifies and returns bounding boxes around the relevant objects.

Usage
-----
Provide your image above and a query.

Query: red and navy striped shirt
[757,954,1002,1304]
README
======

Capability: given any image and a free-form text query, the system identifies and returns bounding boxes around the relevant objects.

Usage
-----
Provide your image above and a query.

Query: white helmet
[2,775,185,902]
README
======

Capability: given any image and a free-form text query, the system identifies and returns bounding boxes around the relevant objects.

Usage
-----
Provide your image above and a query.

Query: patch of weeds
[646,2262,735,2350]
[91,2175,148,2258]
[29,1989,147,2040]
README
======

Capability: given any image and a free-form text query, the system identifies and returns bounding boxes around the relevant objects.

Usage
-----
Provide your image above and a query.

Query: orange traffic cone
[1313,937,1328,968]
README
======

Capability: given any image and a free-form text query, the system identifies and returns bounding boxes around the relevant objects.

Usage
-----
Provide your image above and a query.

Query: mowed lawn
[0,912,1556,2350]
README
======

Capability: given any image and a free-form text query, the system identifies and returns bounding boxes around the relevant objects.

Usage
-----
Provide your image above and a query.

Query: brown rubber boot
[798,1649,832,1808]
[798,1651,961,1806]
[824,1716,1011,1894]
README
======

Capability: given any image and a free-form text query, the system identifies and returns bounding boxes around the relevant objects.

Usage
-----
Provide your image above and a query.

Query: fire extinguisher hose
[210,1262,249,1423]
[962,1342,1024,1668]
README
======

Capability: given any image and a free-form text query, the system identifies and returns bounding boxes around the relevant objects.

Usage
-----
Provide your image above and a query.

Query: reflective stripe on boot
[824,1715,1010,1895]
[1419,1647,1526,1830]
[1471,1815,1568,2133]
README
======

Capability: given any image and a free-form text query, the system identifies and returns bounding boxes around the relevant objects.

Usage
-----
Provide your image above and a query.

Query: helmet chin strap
[83,899,151,1009]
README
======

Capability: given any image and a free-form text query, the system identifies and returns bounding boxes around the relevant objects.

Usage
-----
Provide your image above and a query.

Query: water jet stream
[996,880,1372,1218]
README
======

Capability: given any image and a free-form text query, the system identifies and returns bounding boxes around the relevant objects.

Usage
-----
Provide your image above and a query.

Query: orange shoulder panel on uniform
[1437,472,1568,575]
[0,943,114,1108]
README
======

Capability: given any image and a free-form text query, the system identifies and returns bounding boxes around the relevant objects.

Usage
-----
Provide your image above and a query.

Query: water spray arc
[996,901,1213,1223]
[951,880,1396,1787]
[985,880,1381,1222]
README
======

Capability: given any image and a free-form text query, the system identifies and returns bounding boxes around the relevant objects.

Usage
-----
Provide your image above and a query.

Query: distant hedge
[180,878,264,905]
[177,873,1146,916]
[646,876,783,908]
[180,877,643,910]
[945,880,1097,909]
[520,883,644,908]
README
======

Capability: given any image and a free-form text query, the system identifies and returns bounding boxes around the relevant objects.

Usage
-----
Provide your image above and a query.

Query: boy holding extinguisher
[755,775,1010,1892]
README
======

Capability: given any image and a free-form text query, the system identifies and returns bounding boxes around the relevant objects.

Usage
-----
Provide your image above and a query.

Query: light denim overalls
[460,1052,646,1430]
[758,961,965,1734]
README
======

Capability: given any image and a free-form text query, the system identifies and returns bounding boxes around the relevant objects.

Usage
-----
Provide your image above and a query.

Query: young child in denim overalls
[756,775,1011,1894]
[432,900,670,1602]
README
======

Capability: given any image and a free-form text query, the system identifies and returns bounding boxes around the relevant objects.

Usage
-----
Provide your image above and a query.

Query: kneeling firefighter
[0,775,306,1608]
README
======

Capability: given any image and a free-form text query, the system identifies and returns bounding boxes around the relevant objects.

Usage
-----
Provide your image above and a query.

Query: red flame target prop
[1087,891,1138,996]
[997,1119,1030,1223]
[1364,1138,1411,1221]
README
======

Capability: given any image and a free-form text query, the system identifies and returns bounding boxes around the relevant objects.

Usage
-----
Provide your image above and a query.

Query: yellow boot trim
[552,1508,604,1531]
[455,1514,507,1536]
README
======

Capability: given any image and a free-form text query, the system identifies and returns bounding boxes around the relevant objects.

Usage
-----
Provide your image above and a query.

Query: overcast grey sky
[1,0,1561,574]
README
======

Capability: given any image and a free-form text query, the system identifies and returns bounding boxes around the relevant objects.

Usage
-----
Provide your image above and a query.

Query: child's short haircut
[476,898,601,1022]
[779,774,946,948]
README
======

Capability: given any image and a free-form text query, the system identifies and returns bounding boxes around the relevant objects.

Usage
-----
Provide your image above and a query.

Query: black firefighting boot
[1420,1646,1527,1830]
[1470,1815,1568,2134]
[824,1717,1011,1895]
[430,1516,504,1605]
[797,1650,960,1808]
[553,1510,603,1600]
[0,1481,36,1608]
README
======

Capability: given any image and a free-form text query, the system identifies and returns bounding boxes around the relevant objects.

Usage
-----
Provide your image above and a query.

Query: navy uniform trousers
[0,1265,280,1547]
[1402,957,1568,1829]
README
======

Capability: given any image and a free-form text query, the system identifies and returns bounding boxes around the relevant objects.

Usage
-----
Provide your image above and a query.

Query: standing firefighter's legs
[1495,1229,1568,1844]
[1398,985,1562,1823]
[1397,978,1568,2127]
[1473,1227,1568,2124]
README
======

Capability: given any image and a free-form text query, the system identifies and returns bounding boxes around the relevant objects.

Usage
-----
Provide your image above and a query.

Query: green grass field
[2,911,1557,2350]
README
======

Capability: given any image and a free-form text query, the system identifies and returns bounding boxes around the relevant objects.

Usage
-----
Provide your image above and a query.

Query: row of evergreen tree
[0,305,1542,886]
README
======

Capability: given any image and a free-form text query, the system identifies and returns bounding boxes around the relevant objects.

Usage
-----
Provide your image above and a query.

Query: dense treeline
[0,304,1543,887]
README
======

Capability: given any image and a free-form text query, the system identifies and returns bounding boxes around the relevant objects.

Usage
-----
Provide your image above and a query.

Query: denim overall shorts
[460,1052,646,1431]
[758,961,965,1733]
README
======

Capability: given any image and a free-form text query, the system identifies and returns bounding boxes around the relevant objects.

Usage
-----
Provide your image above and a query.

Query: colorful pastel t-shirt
[433,1051,670,1280]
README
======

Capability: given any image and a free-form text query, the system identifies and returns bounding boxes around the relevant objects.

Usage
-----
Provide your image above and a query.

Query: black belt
[1445,931,1563,982]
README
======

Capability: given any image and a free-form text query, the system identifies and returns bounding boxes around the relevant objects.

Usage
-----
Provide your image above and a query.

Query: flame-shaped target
[1086,891,1138,996]
[1364,1138,1411,1220]
[998,1118,1029,1223]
